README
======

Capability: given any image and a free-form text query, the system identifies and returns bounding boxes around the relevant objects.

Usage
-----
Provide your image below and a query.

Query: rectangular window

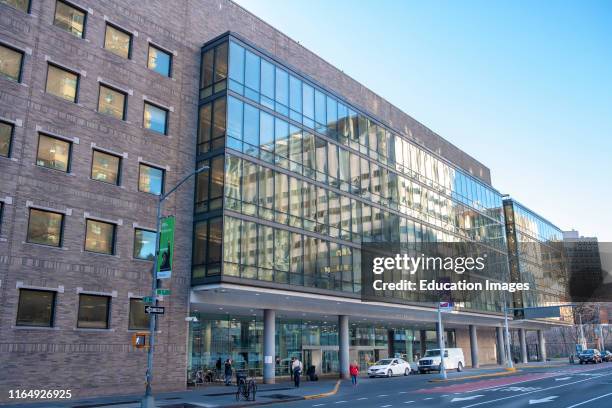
[91,149,120,185]
[98,84,126,120]
[244,49,260,97]
[0,121,13,157]
[1,0,29,12]
[0,43,23,82]
[147,44,171,77]
[46,64,78,102]
[133,228,155,260]
[27,208,63,247]
[260,59,275,109]
[139,163,164,195]
[36,134,71,172]
[128,298,150,330]
[53,0,86,38]
[77,294,110,329]
[16,289,55,327]
[85,219,116,255]
[104,24,131,59]
[143,102,168,134]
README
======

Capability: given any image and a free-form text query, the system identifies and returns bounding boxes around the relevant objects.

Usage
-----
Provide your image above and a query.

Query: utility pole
[141,166,208,408]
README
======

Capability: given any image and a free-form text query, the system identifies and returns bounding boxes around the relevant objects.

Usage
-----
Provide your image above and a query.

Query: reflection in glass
[0,121,13,157]
[98,85,126,120]
[147,45,171,77]
[91,150,120,184]
[27,208,63,247]
[144,102,168,134]
[0,44,23,82]
[46,64,78,102]
[16,289,55,327]
[53,0,85,38]
[104,24,131,58]
[139,164,164,195]
[77,294,110,329]
[85,219,115,254]
[36,134,71,172]
[129,298,150,330]
[133,228,155,260]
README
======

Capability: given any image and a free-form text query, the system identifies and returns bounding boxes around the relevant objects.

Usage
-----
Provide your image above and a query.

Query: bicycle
[235,373,257,401]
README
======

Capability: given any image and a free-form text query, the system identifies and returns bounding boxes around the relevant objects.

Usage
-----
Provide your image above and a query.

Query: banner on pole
[156,216,175,279]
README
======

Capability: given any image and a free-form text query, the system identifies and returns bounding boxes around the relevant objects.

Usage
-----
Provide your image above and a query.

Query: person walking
[224,358,233,386]
[349,360,359,386]
[292,357,303,388]
[290,357,295,381]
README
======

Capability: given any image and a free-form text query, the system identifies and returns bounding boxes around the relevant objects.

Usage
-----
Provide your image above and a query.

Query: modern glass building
[188,33,521,382]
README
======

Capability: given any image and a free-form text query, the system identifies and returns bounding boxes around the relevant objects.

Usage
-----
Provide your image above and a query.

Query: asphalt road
[279,363,612,408]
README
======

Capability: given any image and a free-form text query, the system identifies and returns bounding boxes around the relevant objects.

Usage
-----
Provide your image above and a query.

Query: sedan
[368,358,411,377]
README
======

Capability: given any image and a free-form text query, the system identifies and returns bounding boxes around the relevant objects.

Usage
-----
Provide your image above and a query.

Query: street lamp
[141,166,208,408]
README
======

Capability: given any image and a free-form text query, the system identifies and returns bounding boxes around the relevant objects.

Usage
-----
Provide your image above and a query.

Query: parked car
[418,348,465,373]
[578,349,602,364]
[367,358,411,377]
[601,350,612,362]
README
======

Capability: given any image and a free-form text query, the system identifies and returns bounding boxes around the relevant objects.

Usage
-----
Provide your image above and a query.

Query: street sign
[156,289,171,296]
[439,301,454,312]
[143,297,155,303]
[144,306,165,315]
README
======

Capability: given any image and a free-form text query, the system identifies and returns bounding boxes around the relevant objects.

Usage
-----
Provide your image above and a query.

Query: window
[128,298,150,330]
[84,219,115,254]
[91,150,120,185]
[36,134,71,172]
[53,0,86,38]
[0,43,23,82]
[134,228,155,260]
[0,0,29,13]
[77,294,110,329]
[147,44,171,77]
[104,24,131,59]
[200,42,227,97]
[143,102,168,134]
[0,202,3,234]
[16,289,55,327]
[27,208,64,247]
[98,84,126,120]
[139,163,164,195]
[46,64,78,102]
[0,121,13,157]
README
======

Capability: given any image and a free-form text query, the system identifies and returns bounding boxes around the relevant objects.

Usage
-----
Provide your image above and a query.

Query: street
[280,364,612,408]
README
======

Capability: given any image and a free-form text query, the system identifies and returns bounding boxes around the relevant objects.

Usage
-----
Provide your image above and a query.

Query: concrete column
[263,309,275,384]
[420,330,427,357]
[519,329,528,364]
[469,325,479,368]
[338,315,350,379]
[387,329,395,358]
[496,326,506,365]
[538,330,547,362]
[503,327,511,363]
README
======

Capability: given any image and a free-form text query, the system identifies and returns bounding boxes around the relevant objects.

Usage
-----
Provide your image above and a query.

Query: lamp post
[141,166,208,408]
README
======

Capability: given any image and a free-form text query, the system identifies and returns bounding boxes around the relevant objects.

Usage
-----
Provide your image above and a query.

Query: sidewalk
[0,379,340,408]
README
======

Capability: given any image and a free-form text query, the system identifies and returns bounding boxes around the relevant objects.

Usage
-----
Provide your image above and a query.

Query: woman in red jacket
[349,360,359,385]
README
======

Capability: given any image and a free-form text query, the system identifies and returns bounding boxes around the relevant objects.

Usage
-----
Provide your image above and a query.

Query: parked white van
[417,348,465,373]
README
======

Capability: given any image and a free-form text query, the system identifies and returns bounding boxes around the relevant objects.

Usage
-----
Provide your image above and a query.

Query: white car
[368,358,411,377]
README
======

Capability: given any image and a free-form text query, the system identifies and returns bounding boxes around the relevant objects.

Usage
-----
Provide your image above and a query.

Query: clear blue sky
[234,0,612,240]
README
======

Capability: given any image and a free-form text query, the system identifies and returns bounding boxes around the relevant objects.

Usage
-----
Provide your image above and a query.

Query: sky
[233,0,612,241]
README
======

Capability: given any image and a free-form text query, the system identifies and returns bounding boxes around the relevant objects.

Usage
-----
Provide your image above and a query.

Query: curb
[229,379,342,407]
[304,379,342,399]
[429,370,521,382]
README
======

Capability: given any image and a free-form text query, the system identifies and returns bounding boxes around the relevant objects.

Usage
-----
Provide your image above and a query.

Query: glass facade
[193,36,508,313]
[503,199,569,319]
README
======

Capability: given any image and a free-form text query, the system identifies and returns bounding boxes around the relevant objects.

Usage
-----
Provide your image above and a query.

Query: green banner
[156,216,175,279]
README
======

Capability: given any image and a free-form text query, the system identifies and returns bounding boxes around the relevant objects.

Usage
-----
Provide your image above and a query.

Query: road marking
[404,402,415,404]
[312,404,326,407]
[378,394,389,397]
[381,405,392,408]
[529,396,558,404]
[357,397,368,400]
[424,397,433,400]
[399,391,408,394]
[565,392,612,408]
[334,401,347,404]
[451,395,484,402]
[554,377,571,381]
[458,370,612,408]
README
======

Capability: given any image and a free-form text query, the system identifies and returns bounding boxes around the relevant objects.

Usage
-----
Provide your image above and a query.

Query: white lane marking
[424,397,433,400]
[378,394,389,397]
[404,402,415,404]
[399,391,408,394]
[382,405,392,408]
[312,404,326,407]
[554,377,571,381]
[357,397,368,400]
[565,392,612,408]
[458,371,612,408]
[335,401,347,404]
[529,396,558,404]
[451,395,484,402]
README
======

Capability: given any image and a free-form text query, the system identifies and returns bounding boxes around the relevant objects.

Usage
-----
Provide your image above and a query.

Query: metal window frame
[143,100,169,135]
[0,119,14,158]
[97,82,128,121]
[84,218,117,255]
[76,293,111,329]
[26,207,65,248]
[53,0,88,39]
[90,148,122,186]
[15,288,57,327]
[146,43,173,78]
[0,41,25,83]
[45,62,80,103]
[104,22,133,59]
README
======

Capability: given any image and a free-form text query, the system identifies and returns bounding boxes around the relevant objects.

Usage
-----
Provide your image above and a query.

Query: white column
[469,325,479,368]
[263,309,276,384]
[538,330,547,362]
[338,315,350,379]
[519,328,528,364]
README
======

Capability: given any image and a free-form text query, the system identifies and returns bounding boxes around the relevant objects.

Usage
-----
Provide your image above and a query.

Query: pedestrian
[292,357,303,388]
[349,360,359,386]
[224,358,233,386]
[216,357,222,371]
[290,356,295,381]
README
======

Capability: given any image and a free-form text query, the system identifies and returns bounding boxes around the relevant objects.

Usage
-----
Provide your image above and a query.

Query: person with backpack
[292,357,303,387]
[224,359,233,386]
